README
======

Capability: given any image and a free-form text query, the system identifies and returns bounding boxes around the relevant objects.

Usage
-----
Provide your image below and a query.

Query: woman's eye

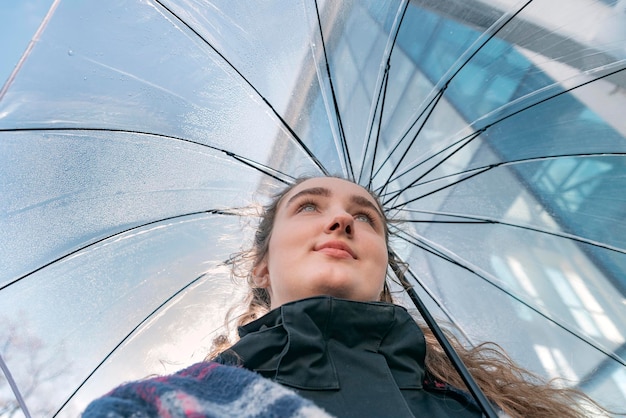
[354,213,374,224]
[298,203,317,213]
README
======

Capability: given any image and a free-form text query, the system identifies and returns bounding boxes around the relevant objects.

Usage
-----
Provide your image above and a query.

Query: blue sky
[0,0,54,89]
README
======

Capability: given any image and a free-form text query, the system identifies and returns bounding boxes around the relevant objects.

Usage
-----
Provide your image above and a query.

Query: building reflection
[271,0,626,409]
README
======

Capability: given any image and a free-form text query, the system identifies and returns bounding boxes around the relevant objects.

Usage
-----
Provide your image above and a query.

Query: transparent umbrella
[1,0,625,416]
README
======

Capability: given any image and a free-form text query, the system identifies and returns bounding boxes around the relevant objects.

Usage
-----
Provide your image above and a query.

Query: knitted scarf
[83,361,334,418]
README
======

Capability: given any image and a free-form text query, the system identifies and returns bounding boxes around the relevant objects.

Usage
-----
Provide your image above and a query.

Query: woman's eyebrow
[285,187,330,207]
[286,187,383,220]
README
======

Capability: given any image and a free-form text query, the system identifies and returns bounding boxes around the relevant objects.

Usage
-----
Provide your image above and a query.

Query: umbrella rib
[313,0,354,181]
[391,152,626,193]
[0,0,61,101]
[379,89,448,190]
[53,272,210,416]
[401,268,472,345]
[0,126,297,183]
[392,229,626,368]
[386,161,490,210]
[365,66,391,189]
[399,208,626,255]
[381,130,482,206]
[226,153,295,184]
[371,0,534,188]
[360,69,386,186]
[430,0,534,94]
[0,209,245,292]
[380,131,481,192]
[152,0,329,175]
[390,266,473,343]
[360,0,410,187]
[384,152,626,210]
[0,353,32,418]
[370,88,444,187]
[392,226,457,264]
[380,153,613,202]
[373,89,447,193]
[466,64,626,138]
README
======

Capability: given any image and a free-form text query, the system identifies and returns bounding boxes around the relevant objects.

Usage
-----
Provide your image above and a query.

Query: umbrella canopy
[1,0,626,415]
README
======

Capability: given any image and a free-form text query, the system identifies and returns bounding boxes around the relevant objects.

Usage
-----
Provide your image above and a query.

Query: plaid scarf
[83,361,334,418]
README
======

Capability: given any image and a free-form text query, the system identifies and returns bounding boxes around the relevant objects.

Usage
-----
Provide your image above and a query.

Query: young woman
[85,176,609,417]
[210,176,607,418]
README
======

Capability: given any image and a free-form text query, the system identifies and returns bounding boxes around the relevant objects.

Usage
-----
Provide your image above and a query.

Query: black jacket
[216,296,482,417]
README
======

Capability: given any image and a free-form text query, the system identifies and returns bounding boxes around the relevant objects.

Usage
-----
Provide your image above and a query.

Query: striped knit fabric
[82,361,334,418]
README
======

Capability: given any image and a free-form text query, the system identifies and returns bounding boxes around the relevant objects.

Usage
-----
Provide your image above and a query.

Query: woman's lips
[315,241,356,259]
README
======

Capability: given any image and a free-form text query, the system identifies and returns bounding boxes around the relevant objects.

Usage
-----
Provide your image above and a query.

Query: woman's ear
[252,259,270,288]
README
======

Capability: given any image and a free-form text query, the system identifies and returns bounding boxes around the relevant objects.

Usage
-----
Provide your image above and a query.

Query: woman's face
[254,177,389,309]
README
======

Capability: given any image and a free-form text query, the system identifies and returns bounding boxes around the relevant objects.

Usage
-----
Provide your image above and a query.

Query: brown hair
[211,176,612,418]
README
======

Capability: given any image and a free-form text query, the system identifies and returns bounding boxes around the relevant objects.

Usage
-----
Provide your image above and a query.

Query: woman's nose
[325,211,353,236]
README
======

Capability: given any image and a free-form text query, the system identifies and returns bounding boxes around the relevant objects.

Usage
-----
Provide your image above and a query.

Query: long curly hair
[209,176,612,418]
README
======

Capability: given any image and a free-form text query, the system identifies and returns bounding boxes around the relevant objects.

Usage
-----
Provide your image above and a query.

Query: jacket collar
[227,296,427,390]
